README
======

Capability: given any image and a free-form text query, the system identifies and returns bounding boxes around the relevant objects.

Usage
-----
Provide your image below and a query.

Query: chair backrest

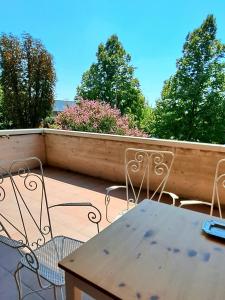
[0,157,53,250]
[211,158,225,218]
[125,148,174,205]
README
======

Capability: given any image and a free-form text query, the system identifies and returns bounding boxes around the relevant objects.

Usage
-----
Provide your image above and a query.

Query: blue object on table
[202,220,225,239]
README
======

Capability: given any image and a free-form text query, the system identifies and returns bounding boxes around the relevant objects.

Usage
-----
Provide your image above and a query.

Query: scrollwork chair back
[125,148,175,207]
[8,157,53,250]
[0,164,21,240]
[211,158,225,217]
[180,158,224,218]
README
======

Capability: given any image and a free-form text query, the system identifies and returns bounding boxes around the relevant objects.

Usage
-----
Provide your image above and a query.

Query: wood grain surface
[59,200,225,300]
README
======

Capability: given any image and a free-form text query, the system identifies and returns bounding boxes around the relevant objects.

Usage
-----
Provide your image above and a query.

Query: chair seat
[21,236,83,286]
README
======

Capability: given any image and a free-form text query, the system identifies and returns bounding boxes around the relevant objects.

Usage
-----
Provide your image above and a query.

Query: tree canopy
[0,84,5,129]
[0,33,56,128]
[154,15,225,144]
[76,35,145,122]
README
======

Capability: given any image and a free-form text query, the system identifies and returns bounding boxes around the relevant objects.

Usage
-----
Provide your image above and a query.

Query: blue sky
[0,0,225,106]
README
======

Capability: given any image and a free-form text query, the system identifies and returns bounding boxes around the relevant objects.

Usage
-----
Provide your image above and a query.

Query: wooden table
[59,200,225,300]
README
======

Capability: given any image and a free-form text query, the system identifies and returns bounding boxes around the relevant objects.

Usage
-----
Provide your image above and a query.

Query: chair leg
[60,286,65,300]
[14,262,24,300]
[15,263,58,300]
[53,285,58,300]
[53,285,65,300]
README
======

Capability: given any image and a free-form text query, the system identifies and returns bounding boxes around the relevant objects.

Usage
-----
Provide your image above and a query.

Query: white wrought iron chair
[0,157,102,300]
[179,158,224,218]
[105,148,178,222]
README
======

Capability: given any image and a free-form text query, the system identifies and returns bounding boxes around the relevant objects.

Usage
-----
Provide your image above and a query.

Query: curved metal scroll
[7,157,53,250]
[211,158,225,218]
[125,148,174,206]
[49,202,102,233]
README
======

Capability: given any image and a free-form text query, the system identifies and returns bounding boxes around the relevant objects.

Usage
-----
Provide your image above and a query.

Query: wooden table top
[59,200,225,300]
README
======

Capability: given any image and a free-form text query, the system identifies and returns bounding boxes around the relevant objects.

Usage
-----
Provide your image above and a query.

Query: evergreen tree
[154,15,225,143]
[76,35,145,122]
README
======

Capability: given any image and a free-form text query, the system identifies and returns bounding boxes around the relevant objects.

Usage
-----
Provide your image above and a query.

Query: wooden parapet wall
[44,129,225,204]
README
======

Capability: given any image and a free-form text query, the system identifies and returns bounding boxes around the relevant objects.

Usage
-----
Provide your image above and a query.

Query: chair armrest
[49,202,93,209]
[106,185,126,194]
[162,191,179,206]
[49,202,102,233]
[105,186,127,223]
[179,200,212,207]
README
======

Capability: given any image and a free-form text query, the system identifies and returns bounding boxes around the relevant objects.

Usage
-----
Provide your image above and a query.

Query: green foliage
[0,85,5,128]
[0,85,11,128]
[154,15,225,144]
[140,106,155,135]
[41,115,55,128]
[0,33,56,128]
[0,85,2,101]
[76,35,145,122]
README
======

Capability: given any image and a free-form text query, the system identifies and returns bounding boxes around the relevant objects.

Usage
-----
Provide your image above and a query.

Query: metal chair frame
[105,148,178,222]
[180,158,224,218]
[0,157,101,300]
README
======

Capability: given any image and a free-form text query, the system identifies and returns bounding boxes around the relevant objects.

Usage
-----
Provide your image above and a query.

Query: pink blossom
[54,99,147,137]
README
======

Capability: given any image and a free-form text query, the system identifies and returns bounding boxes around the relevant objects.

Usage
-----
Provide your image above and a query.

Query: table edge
[59,262,121,300]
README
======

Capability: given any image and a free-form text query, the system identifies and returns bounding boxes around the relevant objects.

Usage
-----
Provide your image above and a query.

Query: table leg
[65,272,82,300]
[64,271,113,300]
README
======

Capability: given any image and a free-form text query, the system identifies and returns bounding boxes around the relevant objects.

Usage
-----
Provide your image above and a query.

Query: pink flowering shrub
[54,100,148,137]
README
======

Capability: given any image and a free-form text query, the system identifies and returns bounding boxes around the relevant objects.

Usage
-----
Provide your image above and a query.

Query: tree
[0,84,2,109]
[140,105,155,135]
[154,15,225,144]
[0,33,56,128]
[0,84,6,129]
[76,35,145,122]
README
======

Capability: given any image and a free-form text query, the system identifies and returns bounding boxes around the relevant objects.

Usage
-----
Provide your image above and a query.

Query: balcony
[0,128,225,299]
